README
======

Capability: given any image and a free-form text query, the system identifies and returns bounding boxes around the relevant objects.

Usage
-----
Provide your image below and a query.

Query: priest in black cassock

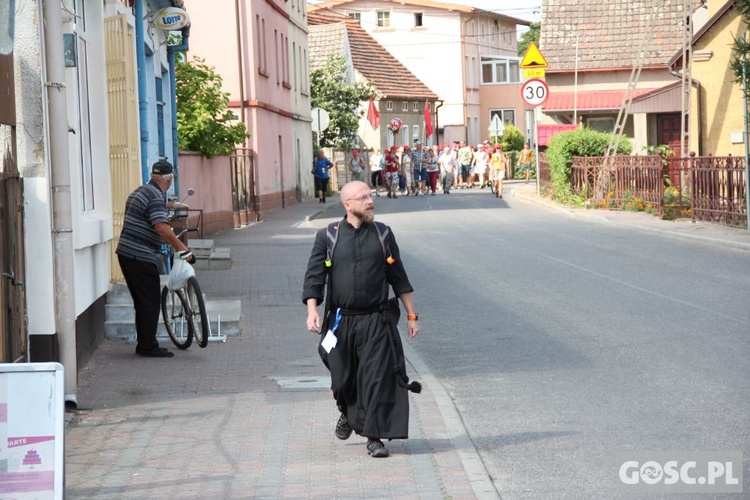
[303,181,421,458]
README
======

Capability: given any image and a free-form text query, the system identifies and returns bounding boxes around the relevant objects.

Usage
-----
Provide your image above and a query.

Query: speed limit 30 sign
[521,78,549,107]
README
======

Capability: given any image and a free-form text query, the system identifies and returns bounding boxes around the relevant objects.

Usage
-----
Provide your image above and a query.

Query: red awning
[537,124,579,147]
[544,89,656,112]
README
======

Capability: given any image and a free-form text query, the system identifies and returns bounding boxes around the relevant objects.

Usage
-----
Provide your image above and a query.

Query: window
[386,101,393,111]
[76,34,94,210]
[292,41,297,90]
[281,36,292,88]
[274,29,279,84]
[402,101,408,112]
[257,15,268,75]
[587,117,615,133]
[481,56,520,84]
[412,124,419,141]
[414,12,423,27]
[303,48,308,92]
[489,109,516,129]
[377,10,390,27]
[413,102,419,112]
[156,76,165,158]
[470,56,477,87]
[262,19,267,72]
[348,12,360,23]
[297,45,302,89]
[402,127,409,147]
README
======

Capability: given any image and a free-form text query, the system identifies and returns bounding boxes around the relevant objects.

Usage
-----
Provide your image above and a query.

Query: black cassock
[303,219,414,439]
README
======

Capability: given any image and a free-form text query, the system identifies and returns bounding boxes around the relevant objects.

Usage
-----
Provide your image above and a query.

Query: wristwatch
[407,313,419,321]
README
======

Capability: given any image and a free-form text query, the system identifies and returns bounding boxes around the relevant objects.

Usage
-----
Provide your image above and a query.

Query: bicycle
[160,211,209,350]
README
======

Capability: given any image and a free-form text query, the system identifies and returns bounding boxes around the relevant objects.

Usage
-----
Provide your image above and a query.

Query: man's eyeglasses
[346,194,373,203]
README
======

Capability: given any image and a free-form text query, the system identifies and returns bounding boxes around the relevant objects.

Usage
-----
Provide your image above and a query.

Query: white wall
[19,0,114,339]
[346,3,466,130]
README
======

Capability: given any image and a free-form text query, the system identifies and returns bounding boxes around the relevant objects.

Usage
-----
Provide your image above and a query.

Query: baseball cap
[152,160,173,175]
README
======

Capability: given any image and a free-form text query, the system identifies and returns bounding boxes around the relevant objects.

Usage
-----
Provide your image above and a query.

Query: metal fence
[566,154,747,228]
[571,155,664,213]
[670,155,747,227]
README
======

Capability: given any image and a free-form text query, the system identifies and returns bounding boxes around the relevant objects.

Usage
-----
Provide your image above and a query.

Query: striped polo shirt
[116,180,168,266]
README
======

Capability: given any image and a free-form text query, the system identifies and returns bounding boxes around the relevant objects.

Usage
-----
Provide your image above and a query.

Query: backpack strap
[325,219,394,268]
[325,221,340,267]
[372,221,394,264]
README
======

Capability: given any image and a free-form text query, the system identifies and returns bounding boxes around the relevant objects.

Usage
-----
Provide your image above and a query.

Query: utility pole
[680,0,693,158]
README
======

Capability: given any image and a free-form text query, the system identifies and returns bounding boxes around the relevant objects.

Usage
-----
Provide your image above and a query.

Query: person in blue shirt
[312,149,333,203]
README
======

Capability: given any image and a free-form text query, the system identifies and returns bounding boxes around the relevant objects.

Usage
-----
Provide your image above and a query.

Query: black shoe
[366,438,389,458]
[335,413,353,440]
[387,192,392,198]
[136,347,174,358]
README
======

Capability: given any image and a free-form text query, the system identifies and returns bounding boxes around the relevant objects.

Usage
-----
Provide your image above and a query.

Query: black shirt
[302,219,413,310]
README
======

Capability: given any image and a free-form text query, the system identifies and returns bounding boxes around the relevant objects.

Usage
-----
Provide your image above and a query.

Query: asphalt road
[341,184,750,499]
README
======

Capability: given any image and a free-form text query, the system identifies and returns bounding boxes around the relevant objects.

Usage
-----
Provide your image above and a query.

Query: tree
[518,22,540,57]
[176,57,250,158]
[730,1,750,101]
[310,54,374,150]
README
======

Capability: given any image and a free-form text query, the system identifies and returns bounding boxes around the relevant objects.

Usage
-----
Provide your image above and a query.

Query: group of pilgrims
[361,140,509,199]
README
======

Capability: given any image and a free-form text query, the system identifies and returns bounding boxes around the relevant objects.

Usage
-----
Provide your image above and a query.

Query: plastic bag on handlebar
[167,257,195,291]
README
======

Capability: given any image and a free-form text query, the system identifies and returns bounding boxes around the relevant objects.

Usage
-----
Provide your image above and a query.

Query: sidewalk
[510,182,750,252]
[64,189,749,499]
[65,197,497,499]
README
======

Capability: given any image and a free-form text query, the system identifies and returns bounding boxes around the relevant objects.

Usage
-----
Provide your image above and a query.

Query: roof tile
[541,0,702,71]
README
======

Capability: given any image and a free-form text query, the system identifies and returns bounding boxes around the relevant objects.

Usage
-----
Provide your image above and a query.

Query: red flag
[367,97,380,130]
[424,100,434,138]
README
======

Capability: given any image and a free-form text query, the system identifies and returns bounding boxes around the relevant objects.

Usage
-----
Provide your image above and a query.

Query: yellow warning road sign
[520,42,548,69]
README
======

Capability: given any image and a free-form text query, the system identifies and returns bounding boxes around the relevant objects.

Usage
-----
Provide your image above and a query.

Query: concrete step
[188,239,215,258]
[104,299,242,340]
[105,282,241,340]
[192,247,231,270]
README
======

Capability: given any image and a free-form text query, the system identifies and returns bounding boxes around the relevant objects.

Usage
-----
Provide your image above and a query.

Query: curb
[401,338,502,499]
[512,190,750,252]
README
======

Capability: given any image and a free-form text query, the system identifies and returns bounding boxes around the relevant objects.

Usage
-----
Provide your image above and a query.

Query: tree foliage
[730,1,750,99]
[547,127,632,203]
[310,54,374,150]
[518,22,541,57]
[500,124,525,151]
[176,57,249,158]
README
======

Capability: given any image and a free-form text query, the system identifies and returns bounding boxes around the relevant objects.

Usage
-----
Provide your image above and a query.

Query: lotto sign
[521,78,549,107]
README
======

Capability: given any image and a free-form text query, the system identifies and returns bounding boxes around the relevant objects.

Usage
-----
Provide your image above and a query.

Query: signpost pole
[535,106,541,197]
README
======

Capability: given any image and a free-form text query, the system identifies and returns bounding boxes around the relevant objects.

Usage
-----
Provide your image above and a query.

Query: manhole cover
[272,376,329,390]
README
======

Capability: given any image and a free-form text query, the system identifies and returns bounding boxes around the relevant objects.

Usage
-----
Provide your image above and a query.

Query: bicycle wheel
[161,286,193,349]
[185,277,209,348]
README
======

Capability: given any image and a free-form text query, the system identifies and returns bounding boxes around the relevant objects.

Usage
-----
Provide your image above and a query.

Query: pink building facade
[183,0,313,218]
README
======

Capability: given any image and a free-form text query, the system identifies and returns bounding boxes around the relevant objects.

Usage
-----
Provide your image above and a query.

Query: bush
[500,124,525,152]
[546,128,632,203]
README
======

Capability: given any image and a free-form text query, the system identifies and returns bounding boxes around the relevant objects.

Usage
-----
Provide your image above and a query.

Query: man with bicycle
[116,160,195,358]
